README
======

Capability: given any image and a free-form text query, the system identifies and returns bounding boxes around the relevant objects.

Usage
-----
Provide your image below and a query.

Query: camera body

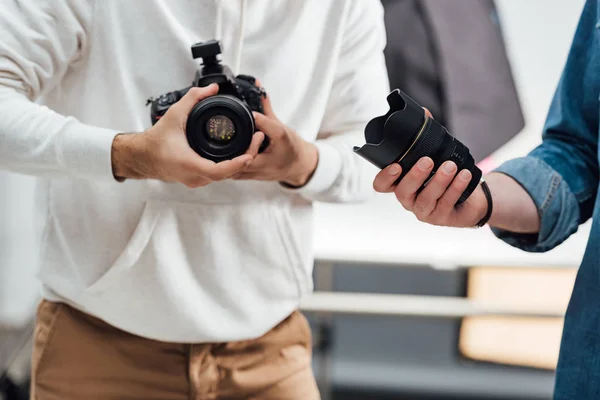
[149,40,268,162]
[354,89,481,205]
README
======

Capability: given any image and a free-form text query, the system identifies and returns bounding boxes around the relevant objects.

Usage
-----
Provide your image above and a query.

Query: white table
[304,195,589,316]
[312,195,590,270]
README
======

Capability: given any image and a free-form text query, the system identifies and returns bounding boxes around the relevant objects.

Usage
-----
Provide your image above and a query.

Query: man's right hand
[373,158,489,227]
[110,84,263,188]
[373,157,541,233]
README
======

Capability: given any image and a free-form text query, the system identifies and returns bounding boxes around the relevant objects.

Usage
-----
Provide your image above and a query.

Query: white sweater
[0,0,390,342]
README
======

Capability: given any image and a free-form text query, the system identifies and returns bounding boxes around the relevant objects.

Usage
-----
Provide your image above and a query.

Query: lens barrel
[354,90,482,205]
[398,117,481,204]
[186,95,255,162]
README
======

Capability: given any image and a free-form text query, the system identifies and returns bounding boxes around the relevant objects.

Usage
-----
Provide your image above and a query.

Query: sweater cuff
[60,120,120,180]
[279,141,342,199]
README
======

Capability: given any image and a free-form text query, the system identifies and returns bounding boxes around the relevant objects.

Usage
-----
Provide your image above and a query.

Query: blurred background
[0,0,589,399]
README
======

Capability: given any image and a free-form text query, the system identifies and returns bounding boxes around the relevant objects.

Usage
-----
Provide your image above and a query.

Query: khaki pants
[31,300,320,399]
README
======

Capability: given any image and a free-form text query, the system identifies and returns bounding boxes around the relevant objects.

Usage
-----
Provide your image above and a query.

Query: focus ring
[450,139,482,205]
[398,119,445,180]
[458,163,482,205]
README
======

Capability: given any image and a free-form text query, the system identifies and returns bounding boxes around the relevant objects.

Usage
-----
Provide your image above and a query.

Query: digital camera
[354,89,481,205]
[149,40,268,162]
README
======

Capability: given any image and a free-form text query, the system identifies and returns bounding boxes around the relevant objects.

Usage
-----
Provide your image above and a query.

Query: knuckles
[413,196,431,213]
[394,189,414,207]
[188,87,208,99]
[373,180,385,193]
[436,196,455,210]
[415,213,429,223]
[413,202,432,220]
[373,175,393,193]
[263,123,286,140]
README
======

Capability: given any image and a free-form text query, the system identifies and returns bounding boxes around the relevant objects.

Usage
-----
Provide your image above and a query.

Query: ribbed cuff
[279,141,342,199]
[59,119,120,180]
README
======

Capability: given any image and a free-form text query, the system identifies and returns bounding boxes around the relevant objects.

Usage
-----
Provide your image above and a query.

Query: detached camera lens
[353,89,482,205]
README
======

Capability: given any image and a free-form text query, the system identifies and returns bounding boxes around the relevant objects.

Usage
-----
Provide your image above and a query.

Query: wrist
[282,141,319,187]
[473,188,489,223]
[482,172,540,233]
[474,179,493,227]
[111,133,148,181]
[477,173,510,229]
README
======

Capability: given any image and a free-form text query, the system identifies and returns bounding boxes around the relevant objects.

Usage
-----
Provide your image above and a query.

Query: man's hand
[111,84,263,188]
[232,86,318,187]
[372,106,490,228]
[373,158,489,227]
[373,156,541,232]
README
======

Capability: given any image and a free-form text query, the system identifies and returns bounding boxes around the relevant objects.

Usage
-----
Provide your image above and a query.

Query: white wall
[492,0,586,163]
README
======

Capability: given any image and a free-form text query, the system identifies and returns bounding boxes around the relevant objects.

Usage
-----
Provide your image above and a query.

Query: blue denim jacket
[492,1,600,398]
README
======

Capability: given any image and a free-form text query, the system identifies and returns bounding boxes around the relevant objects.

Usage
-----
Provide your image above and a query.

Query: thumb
[254,79,278,120]
[174,84,219,115]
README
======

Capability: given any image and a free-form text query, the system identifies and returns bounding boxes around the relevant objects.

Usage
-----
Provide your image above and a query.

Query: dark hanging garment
[381,0,525,162]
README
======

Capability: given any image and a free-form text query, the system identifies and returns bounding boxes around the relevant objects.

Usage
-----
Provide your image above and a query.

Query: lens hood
[354,89,482,205]
[354,90,427,168]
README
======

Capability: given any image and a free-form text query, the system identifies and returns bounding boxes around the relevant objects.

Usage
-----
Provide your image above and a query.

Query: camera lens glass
[205,115,236,143]
[186,95,255,162]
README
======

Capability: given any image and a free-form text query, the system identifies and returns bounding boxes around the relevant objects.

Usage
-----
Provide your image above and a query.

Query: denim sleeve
[490,0,600,253]
[491,158,581,252]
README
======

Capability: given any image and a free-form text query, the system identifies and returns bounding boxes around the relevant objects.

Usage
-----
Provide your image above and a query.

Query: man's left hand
[233,88,318,187]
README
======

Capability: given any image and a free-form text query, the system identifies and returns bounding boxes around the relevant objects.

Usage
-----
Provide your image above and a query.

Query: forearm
[111,133,152,181]
[313,132,377,203]
[279,131,375,203]
[485,172,540,233]
[0,89,118,180]
[279,139,318,188]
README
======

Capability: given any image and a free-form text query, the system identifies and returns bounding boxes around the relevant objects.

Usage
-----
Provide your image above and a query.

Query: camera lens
[354,89,482,205]
[205,115,236,143]
[186,95,254,162]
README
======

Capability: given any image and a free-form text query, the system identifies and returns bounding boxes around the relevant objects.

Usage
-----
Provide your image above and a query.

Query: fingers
[174,84,219,115]
[230,134,271,179]
[253,112,285,139]
[254,79,277,120]
[373,164,402,193]
[182,132,263,184]
[261,93,277,119]
[394,157,434,209]
[231,172,268,181]
[185,152,253,181]
[412,161,458,217]
[430,169,472,219]
[235,132,267,175]
[208,155,254,180]
[244,131,265,159]
[183,177,211,189]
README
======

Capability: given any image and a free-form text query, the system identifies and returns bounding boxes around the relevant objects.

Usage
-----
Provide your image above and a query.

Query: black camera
[354,89,481,205]
[149,40,268,162]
